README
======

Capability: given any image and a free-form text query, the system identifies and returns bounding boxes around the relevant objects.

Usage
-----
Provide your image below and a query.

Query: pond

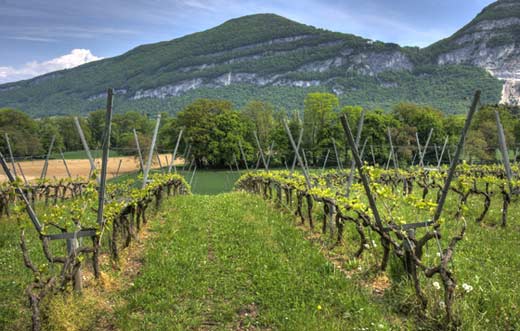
[177,169,245,195]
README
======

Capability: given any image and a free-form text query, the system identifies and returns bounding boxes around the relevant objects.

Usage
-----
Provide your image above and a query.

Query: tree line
[1,92,518,166]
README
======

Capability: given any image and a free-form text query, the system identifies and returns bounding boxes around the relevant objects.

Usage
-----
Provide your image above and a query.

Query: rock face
[430,0,520,105]
[129,49,415,99]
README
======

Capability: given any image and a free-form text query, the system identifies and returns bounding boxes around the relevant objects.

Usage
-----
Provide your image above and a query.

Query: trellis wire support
[142,114,161,188]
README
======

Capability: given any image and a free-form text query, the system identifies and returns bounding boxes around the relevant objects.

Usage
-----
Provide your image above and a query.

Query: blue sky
[0,0,495,83]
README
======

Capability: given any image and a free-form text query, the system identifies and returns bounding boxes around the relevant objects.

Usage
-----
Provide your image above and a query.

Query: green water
[178,169,244,195]
[108,168,245,195]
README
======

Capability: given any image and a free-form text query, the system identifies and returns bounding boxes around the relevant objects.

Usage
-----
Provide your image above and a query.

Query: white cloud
[0,49,102,84]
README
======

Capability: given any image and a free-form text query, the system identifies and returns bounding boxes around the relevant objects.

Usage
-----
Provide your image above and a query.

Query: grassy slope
[114,193,406,330]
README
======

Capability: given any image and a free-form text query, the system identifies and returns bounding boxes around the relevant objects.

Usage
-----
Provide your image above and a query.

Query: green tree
[466,105,517,162]
[303,93,339,165]
[87,109,106,148]
[242,101,276,149]
[38,118,64,153]
[175,99,252,168]
[53,116,93,151]
[0,108,42,156]
[392,103,446,164]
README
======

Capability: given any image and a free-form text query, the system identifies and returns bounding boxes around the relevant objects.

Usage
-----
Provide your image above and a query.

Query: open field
[0,154,183,182]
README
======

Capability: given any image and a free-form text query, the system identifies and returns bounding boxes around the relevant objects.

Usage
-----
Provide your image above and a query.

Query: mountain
[425,0,520,105]
[0,3,516,117]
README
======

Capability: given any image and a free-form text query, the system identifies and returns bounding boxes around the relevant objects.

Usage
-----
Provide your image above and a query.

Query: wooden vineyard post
[96,88,113,227]
[59,149,72,178]
[433,91,480,224]
[415,132,423,167]
[168,129,183,173]
[40,135,55,180]
[182,144,191,171]
[92,88,114,281]
[142,114,161,188]
[253,131,268,171]
[133,128,144,173]
[189,163,197,186]
[4,133,18,177]
[266,141,275,169]
[340,115,384,230]
[346,109,366,196]
[322,149,330,171]
[387,127,398,169]
[290,127,304,174]
[0,152,43,233]
[437,137,449,169]
[419,128,434,168]
[495,110,513,187]
[155,150,165,173]
[238,140,249,171]
[283,119,312,189]
[74,117,97,182]
[332,137,342,170]
[115,159,123,178]
[17,163,28,185]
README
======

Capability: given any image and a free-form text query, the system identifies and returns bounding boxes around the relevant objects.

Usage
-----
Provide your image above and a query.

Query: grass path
[113,193,408,330]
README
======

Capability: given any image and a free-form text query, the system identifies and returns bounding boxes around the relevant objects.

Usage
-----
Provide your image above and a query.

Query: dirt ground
[0,154,183,182]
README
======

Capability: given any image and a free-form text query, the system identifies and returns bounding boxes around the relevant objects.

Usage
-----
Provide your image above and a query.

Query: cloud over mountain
[0,49,102,83]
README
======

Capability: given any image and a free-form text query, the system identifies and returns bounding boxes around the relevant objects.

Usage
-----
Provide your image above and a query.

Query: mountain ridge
[0,5,517,117]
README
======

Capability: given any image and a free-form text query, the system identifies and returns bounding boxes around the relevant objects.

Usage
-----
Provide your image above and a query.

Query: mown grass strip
[114,192,409,330]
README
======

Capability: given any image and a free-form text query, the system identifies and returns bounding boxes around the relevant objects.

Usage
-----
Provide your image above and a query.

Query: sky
[0,0,496,84]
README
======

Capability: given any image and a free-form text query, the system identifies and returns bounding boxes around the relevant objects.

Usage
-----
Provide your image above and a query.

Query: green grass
[114,193,406,330]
